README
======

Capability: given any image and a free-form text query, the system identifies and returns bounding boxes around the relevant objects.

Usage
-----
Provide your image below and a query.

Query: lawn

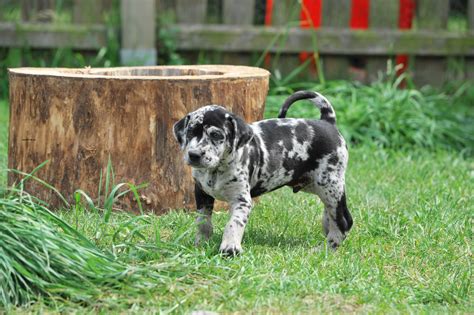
[0,83,473,312]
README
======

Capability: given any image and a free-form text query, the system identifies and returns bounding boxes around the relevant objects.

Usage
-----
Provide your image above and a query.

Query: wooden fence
[1,0,473,86]
[0,0,109,50]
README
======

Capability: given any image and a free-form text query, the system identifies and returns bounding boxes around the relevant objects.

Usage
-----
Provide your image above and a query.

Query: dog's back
[248,118,345,197]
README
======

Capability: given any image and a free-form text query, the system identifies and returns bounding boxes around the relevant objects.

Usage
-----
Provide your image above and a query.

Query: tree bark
[8,65,269,212]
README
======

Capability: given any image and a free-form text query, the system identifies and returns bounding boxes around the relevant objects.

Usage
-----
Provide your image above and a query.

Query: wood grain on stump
[8,65,270,212]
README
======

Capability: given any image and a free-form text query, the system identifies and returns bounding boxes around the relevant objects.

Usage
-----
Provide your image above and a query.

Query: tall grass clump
[0,164,207,310]
[265,68,474,155]
[0,186,135,307]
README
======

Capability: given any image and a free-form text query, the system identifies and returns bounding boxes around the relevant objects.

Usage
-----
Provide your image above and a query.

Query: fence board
[120,0,156,65]
[322,0,351,80]
[0,0,9,21]
[369,0,398,28]
[272,0,294,25]
[0,22,106,49]
[73,0,105,24]
[171,25,474,56]
[223,0,254,25]
[414,0,450,86]
[222,0,255,66]
[468,0,474,81]
[366,0,400,81]
[176,0,207,24]
[270,0,300,77]
[470,0,474,30]
[21,0,54,22]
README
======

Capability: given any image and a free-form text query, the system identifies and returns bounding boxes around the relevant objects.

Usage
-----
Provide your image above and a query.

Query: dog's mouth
[184,157,206,169]
[186,160,204,168]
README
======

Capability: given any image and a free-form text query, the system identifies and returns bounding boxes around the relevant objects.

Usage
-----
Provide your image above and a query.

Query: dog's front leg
[219,194,252,256]
[194,183,215,245]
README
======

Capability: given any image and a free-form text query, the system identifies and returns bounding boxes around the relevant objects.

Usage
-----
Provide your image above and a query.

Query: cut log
[8,65,270,212]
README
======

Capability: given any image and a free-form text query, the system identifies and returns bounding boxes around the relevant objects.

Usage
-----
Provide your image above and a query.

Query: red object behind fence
[264,0,273,67]
[265,0,273,26]
[266,0,415,79]
[350,0,369,29]
[396,0,415,77]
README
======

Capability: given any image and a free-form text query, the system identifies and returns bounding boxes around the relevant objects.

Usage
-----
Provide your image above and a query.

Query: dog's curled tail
[278,90,336,124]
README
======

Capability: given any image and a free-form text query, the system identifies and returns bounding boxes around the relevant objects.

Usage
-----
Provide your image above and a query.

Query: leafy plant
[265,66,474,155]
[73,157,152,257]
[157,11,185,65]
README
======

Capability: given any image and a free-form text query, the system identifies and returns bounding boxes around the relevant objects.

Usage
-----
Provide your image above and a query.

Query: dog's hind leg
[219,194,253,256]
[321,191,353,249]
[195,183,215,245]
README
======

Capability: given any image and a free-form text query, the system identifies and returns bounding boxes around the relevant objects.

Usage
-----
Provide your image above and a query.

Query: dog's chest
[193,169,242,201]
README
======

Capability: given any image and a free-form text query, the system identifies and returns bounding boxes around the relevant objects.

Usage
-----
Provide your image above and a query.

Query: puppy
[173,91,352,255]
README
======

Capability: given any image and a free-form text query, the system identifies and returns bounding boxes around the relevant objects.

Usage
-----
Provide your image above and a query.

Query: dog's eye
[209,131,224,141]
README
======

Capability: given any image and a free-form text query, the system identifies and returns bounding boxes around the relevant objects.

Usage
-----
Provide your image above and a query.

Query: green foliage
[0,169,221,310]
[0,185,145,308]
[0,1,121,99]
[0,146,471,312]
[266,70,474,155]
[0,78,472,311]
[156,13,185,65]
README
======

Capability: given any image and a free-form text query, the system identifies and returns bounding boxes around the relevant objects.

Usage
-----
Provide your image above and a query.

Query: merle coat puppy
[173,91,352,255]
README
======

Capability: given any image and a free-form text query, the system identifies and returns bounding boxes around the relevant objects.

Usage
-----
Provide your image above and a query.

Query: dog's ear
[173,115,189,147]
[226,113,254,150]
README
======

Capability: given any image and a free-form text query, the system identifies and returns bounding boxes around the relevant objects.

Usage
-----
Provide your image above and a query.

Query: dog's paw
[195,223,213,246]
[219,243,243,257]
[327,239,340,250]
[327,230,345,250]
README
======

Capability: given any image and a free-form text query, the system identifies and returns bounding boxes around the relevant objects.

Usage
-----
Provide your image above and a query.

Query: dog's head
[173,105,253,169]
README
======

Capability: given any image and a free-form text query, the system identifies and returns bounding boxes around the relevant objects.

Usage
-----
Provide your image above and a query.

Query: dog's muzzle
[186,150,203,167]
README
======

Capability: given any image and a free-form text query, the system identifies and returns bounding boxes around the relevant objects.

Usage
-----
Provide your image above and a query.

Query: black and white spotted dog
[173,91,352,255]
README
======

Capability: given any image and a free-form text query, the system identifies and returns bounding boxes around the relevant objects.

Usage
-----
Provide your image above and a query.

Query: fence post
[271,0,302,76]
[321,0,351,80]
[414,0,449,87]
[366,0,399,81]
[120,0,156,66]
[176,0,207,24]
[223,0,254,25]
[222,0,255,65]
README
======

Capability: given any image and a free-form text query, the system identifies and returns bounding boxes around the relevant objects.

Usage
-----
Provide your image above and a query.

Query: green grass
[0,91,473,312]
[0,186,155,307]
[3,146,471,313]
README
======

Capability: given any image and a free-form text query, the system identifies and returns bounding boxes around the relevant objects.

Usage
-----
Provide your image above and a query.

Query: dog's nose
[188,150,201,163]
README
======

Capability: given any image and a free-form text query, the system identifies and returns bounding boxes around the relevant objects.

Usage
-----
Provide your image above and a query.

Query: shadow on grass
[244,225,324,249]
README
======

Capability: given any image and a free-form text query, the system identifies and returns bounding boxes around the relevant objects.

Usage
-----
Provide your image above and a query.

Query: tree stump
[8,65,270,212]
